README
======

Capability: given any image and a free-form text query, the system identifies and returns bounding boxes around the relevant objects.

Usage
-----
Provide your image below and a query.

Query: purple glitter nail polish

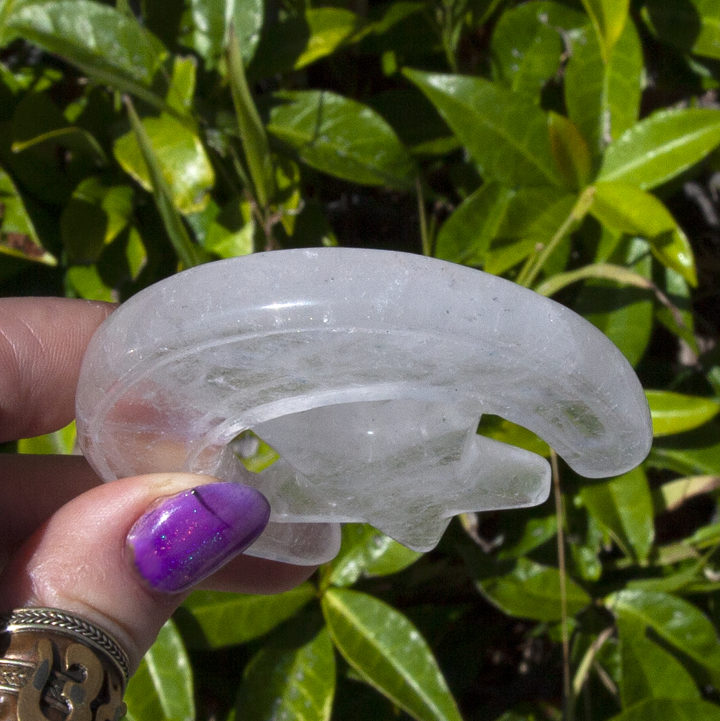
[127,483,270,593]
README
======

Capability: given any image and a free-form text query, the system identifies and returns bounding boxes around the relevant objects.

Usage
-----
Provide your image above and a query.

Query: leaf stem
[517,186,595,288]
[551,450,572,721]
[416,175,431,256]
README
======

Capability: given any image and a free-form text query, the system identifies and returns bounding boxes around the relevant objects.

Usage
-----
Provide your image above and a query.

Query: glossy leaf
[251,7,365,76]
[608,699,720,721]
[184,0,264,68]
[326,524,422,588]
[235,626,335,721]
[490,1,586,97]
[597,108,720,190]
[61,177,133,263]
[181,583,315,648]
[646,390,720,437]
[590,182,698,286]
[3,1,167,108]
[473,557,591,622]
[643,0,720,60]
[227,25,274,209]
[267,90,415,189]
[322,588,463,721]
[434,183,514,265]
[618,626,700,705]
[566,237,654,367]
[114,114,214,215]
[548,112,592,189]
[404,69,563,188]
[0,166,55,264]
[606,589,720,684]
[565,18,643,154]
[580,467,655,563]
[124,620,194,721]
[580,0,630,61]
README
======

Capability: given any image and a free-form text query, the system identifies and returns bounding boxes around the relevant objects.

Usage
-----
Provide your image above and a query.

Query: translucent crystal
[76,248,652,565]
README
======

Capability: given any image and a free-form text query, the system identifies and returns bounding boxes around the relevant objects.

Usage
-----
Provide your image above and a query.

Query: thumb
[0,473,269,673]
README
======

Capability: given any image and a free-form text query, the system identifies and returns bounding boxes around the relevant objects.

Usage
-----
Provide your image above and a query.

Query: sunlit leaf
[17,421,76,454]
[606,589,720,685]
[646,390,720,437]
[326,524,422,588]
[183,0,264,68]
[267,90,415,189]
[490,1,586,98]
[181,583,316,649]
[235,626,335,721]
[405,69,563,188]
[565,17,643,153]
[580,0,630,61]
[322,589,463,721]
[597,108,720,190]
[124,620,194,721]
[251,7,366,76]
[4,1,167,109]
[590,182,697,286]
[0,166,55,264]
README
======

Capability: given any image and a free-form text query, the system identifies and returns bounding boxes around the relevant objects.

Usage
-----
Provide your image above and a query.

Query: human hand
[0,297,315,715]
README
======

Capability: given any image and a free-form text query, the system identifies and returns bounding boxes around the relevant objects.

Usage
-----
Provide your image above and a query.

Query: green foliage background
[3,0,720,719]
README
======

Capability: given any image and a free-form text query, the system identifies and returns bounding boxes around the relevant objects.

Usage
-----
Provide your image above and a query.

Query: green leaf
[124,620,194,721]
[473,557,591,622]
[322,588,462,721]
[180,583,315,648]
[580,0,630,61]
[434,183,514,265]
[267,90,415,189]
[17,421,76,454]
[646,390,720,437]
[490,1,586,98]
[617,618,700,705]
[548,112,592,189]
[65,264,114,302]
[4,1,168,109]
[643,0,720,60]
[606,589,720,685]
[114,113,214,215]
[579,467,655,563]
[650,422,720,476]
[183,0,264,68]
[565,18,643,154]
[590,182,698,286]
[251,7,366,76]
[597,108,720,190]
[0,166,55,264]
[326,524,422,588]
[227,24,274,209]
[118,100,206,268]
[404,69,563,188]
[654,475,720,513]
[61,177,133,263]
[566,237,654,367]
[608,699,720,721]
[235,625,335,721]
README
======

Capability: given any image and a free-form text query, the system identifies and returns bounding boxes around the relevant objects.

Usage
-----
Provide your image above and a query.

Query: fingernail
[127,483,270,593]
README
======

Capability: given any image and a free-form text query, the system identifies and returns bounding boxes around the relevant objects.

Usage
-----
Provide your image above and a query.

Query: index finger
[0,297,113,442]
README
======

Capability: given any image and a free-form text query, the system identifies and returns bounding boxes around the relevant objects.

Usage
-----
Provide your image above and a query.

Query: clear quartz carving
[76,248,653,565]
